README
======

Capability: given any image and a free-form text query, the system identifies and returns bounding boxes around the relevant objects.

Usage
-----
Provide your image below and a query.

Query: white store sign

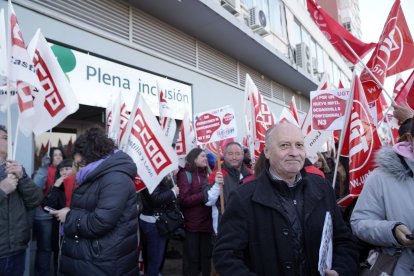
[52,44,192,119]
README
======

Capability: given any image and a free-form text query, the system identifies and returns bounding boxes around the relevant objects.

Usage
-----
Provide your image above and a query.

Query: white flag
[0,9,7,81]
[23,29,78,135]
[120,93,178,194]
[8,2,42,119]
[244,73,276,160]
[106,92,122,144]
[278,107,300,127]
[157,80,177,144]
[175,110,196,168]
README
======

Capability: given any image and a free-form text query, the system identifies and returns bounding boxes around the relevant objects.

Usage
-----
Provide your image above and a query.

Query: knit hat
[57,159,73,170]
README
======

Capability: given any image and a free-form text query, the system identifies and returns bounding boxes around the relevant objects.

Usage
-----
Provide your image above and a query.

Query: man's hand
[5,160,24,179]
[0,175,18,194]
[215,171,224,185]
[394,224,414,247]
[325,269,339,276]
[393,103,413,123]
[50,207,70,223]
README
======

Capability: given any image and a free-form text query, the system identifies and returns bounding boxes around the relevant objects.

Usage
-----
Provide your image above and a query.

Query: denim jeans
[0,250,26,276]
[139,219,167,276]
[34,219,53,276]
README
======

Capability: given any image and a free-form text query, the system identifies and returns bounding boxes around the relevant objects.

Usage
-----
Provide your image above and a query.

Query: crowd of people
[0,104,413,275]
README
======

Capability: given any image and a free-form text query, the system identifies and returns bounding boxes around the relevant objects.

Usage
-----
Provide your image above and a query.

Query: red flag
[338,80,344,89]
[340,75,382,206]
[306,0,376,64]
[395,70,414,110]
[361,0,414,102]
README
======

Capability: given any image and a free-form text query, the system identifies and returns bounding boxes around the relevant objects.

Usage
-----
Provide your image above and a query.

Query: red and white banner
[0,9,6,81]
[194,105,237,145]
[175,110,196,167]
[306,0,376,64]
[302,77,332,157]
[338,75,382,207]
[361,0,414,102]
[395,70,414,110]
[289,96,299,125]
[393,73,404,99]
[310,89,350,131]
[157,80,176,144]
[8,2,42,119]
[279,107,300,127]
[120,93,178,194]
[106,92,128,145]
[368,93,388,125]
[244,74,276,160]
[23,29,78,135]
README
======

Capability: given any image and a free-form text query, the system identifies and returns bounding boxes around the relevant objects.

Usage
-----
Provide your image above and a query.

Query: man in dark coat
[0,125,43,275]
[204,142,252,234]
[213,122,359,276]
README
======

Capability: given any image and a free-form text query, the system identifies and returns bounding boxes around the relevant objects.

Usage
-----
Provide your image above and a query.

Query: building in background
[0,0,353,175]
[319,0,362,39]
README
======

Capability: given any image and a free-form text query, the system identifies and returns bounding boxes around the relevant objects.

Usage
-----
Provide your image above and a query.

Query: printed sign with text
[194,105,237,145]
[311,89,350,131]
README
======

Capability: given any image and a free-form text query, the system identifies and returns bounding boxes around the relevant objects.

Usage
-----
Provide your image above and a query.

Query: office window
[269,0,286,39]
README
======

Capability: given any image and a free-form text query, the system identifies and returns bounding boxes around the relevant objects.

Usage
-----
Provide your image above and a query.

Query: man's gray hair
[264,124,278,146]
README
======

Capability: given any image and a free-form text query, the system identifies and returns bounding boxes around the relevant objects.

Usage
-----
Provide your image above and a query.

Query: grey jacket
[351,145,414,275]
[0,164,44,257]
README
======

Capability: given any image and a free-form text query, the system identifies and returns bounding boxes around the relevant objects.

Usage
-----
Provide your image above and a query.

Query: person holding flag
[0,125,43,276]
[351,117,414,275]
[204,142,252,234]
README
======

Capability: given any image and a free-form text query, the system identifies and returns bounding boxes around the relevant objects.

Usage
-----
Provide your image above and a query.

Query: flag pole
[340,39,395,105]
[340,38,395,135]
[332,71,357,190]
[6,82,12,160]
[12,118,19,160]
[216,142,225,215]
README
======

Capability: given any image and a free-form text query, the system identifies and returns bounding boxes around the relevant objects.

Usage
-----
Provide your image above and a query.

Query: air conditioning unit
[249,7,270,36]
[296,43,312,75]
[312,57,318,74]
[221,0,241,15]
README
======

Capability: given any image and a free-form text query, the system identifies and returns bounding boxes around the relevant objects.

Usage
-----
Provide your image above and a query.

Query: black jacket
[0,165,43,257]
[213,169,359,276]
[140,175,177,216]
[59,151,138,276]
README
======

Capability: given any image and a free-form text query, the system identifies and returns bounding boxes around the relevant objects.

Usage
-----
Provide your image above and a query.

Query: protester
[139,175,180,276]
[33,147,64,276]
[0,125,43,276]
[204,142,252,234]
[177,148,213,276]
[42,158,74,275]
[213,122,359,275]
[351,119,414,275]
[50,127,138,275]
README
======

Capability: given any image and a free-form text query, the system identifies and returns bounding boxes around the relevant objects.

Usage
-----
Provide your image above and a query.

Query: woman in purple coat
[177,148,213,276]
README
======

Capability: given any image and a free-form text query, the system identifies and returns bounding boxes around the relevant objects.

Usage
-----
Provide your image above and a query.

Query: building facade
[0,0,353,174]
